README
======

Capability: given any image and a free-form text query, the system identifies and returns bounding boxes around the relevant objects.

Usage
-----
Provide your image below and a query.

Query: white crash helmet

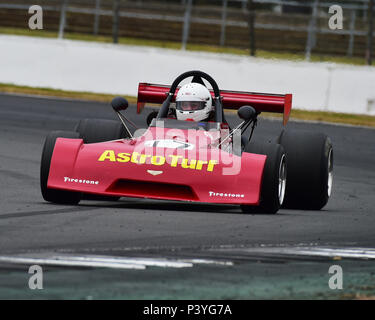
[175,83,213,122]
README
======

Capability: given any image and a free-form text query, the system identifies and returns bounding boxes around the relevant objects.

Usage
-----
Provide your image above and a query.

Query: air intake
[106,179,198,201]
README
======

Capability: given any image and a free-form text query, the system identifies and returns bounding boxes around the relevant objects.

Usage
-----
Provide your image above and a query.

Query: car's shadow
[76,198,301,216]
[79,198,241,214]
[11,199,322,218]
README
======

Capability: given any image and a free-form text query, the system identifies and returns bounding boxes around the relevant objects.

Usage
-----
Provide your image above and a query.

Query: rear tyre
[40,131,81,205]
[278,129,333,210]
[75,119,129,201]
[241,142,286,214]
[147,111,159,126]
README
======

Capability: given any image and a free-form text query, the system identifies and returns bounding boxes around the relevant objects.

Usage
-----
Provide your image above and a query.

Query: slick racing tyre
[278,129,333,210]
[241,142,286,214]
[75,118,129,201]
[40,131,81,205]
[146,111,159,126]
[75,118,130,144]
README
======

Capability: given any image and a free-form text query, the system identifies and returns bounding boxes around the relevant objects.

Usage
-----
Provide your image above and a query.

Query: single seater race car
[40,70,333,214]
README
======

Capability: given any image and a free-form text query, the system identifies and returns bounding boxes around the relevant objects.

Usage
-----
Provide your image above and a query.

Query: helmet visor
[176,101,206,111]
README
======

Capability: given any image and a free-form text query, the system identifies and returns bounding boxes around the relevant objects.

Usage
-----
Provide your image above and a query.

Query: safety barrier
[0,35,374,115]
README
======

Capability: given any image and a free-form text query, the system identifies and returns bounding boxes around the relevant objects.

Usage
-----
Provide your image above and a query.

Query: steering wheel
[156,70,223,123]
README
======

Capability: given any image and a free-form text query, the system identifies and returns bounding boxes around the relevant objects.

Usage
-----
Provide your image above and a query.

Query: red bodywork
[47,84,292,205]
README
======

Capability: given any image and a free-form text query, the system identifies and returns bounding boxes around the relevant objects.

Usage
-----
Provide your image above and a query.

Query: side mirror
[238,105,257,121]
[111,96,129,112]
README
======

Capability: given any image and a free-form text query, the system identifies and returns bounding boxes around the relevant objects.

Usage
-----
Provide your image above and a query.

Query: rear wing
[137,83,293,125]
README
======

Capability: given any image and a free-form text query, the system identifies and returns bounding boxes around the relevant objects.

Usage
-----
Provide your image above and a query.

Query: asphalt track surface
[0,93,375,299]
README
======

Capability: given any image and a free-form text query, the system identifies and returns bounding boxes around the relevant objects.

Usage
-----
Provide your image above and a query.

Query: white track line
[280,247,375,259]
[0,254,233,270]
[50,255,193,268]
[0,256,145,270]
[180,258,233,266]
[212,246,375,260]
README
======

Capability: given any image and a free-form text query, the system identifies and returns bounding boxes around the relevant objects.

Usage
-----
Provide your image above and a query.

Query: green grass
[1,82,374,128]
[0,83,137,104]
[260,110,375,128]
[0,26,371,66]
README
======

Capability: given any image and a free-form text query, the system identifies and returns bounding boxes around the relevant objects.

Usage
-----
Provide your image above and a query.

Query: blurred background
[0,0,374,65]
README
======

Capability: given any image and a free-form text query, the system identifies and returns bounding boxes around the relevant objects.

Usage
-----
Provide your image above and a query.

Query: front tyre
[40,131,81,205]
[75,119,128,201]
[241,142,286,214]
[278,129,333,210]
[75,118,129,143]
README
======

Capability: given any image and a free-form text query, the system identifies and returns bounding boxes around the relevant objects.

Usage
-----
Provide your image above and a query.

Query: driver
[175,83,213,122]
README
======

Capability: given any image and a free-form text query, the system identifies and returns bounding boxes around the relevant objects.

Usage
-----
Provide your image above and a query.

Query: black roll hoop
[157,70,223,123]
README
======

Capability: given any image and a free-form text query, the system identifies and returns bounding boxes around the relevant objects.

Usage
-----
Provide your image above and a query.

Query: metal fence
[0,0,374,64]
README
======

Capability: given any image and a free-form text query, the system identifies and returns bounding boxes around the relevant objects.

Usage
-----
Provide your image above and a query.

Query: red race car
[40,71,333,214]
